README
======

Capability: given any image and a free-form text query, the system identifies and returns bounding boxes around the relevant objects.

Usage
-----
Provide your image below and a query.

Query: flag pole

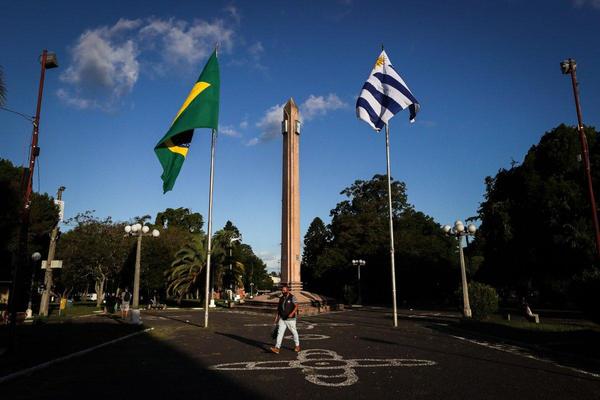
[385,122,398,327]
[203,43,219,328]
[204,128,217,328]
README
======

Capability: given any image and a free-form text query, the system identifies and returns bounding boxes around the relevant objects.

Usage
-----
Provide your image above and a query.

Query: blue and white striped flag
[356,50,420,131]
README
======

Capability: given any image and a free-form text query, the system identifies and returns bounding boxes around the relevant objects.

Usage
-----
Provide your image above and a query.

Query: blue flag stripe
[356,98,386,130]
[361,82,403,115]
[373,72,419,105]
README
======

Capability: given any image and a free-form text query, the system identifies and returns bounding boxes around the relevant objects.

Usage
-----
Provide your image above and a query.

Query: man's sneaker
[270,347,280,354]
[294,346,301,352]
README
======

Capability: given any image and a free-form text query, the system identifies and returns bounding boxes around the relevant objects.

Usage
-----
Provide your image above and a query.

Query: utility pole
[7,50,58,351]
[560,58,600,257]
[39,186,65,317]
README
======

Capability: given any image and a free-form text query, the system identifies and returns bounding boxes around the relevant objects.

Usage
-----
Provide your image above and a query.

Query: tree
[0,159,59,309]
[165,238,206,302]
[57,212,129,306]
[477,124,600,307]
[301,217,331,290]
[155,207,204,233]
[303,174,457,305]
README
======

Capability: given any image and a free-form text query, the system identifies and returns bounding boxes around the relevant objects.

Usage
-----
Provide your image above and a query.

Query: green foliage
[477,124,599,305]
[56,212,129,305]
[165,239,206,302]
[301,217,331,289]
[302,174,457,304]
[463,281,500,320]
[571,267,600,322]
[0,159,59,308]
[155,207,204,233]
[163,220,270,300]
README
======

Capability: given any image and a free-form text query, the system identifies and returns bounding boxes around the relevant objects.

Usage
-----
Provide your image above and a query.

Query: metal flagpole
[204,128,217,328]
[385,123,398,327]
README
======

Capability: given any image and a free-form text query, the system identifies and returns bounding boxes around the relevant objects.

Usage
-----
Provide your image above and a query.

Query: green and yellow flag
[154,50,220,193]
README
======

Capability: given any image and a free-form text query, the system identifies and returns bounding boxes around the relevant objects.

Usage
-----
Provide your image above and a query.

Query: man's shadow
[215,332,274,352]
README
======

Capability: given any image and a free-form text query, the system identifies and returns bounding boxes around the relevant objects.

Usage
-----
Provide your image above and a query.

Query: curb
[439,323,600,378]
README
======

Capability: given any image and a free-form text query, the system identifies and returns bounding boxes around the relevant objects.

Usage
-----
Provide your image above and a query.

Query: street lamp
[124,223,160,309]
[25,252,42,319]
[560,58,600,258]
[227,236,242,302]
[443,221,477,318]
[7,50,58,349]
[352,259,366,305]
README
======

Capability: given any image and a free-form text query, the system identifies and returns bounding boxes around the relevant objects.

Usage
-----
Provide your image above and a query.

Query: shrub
[457,281,499,320]
[571,267,600,322]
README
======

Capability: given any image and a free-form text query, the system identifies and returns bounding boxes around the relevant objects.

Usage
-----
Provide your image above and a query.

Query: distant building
[270,276,281,287]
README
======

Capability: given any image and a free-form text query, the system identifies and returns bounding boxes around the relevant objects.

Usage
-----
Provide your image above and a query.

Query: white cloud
[56,88,97,110]
[573,0,600,8]
[224,4,241,24]
[139,18,234,66]
[239,119,249,129]
[257,251,280,272]
[247,103,284,146]
[220,125,242,137]
[246,94,347,146]
[60,20,140,106]
[300,94,346,121]
[58,17,236,110]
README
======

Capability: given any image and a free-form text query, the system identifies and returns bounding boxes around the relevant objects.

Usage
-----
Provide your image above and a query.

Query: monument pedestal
[241,290,338,316]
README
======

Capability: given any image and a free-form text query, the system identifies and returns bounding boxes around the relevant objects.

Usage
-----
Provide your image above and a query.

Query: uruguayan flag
[356,50,420,131]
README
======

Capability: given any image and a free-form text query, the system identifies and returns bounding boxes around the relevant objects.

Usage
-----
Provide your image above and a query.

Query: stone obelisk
[281,98,302,291]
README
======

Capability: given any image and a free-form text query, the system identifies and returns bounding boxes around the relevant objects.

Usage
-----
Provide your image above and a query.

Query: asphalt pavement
[2,307,599,399]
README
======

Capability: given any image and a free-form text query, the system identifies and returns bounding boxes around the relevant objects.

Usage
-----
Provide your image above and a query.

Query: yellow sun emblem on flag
[374,55,386,68]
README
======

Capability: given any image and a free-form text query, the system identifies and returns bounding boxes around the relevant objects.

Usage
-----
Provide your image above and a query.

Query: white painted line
[211,348,436,387]
[451,334,600,379]
[0,327,154,384]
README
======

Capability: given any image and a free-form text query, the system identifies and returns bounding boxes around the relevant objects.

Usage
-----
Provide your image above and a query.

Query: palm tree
[0,66,6,106]
[165,240,206,303]
[211,229,245,293]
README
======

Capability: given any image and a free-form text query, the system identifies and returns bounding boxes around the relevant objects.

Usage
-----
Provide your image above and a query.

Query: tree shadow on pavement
[0,319,272,399]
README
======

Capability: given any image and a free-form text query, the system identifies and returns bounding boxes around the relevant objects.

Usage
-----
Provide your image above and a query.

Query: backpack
[124,292,131,302]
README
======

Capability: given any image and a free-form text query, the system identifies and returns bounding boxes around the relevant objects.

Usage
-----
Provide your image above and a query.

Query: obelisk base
[240,290,339,316]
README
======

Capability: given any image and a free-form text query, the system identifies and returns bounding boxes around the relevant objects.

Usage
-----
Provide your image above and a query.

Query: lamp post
[26,252,41,319]
[560,58,600,258]
[352,259,366,305]
[7,50,58,350]
[124,223,160,309]
[228,236,242,301]
[443,221,476,318]
[39,185,65,317]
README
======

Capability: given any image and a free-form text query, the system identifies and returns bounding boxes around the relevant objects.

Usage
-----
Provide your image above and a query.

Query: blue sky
[1,0,600,271]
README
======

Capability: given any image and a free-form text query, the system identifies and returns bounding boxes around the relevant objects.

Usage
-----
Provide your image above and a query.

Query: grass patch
[457,315,600,359]
[481,315,600,333]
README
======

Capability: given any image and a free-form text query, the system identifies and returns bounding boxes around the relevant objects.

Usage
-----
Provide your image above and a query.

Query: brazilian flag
[154,50,220,193]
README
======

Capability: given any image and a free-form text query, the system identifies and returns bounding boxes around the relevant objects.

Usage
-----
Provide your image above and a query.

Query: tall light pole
[560,58,600,258]
[39,185,65,317]
[443,221,477,318]
[124,223,160,309]
[7,50,58,350]
[352,259,366,305]
[228,236,242,301]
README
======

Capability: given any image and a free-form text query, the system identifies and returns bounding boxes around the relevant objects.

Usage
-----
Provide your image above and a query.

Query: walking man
[270,284,301,354]
[121,287,132,319]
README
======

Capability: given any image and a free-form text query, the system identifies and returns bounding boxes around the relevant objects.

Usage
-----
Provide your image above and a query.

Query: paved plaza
[2,307,600,399]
